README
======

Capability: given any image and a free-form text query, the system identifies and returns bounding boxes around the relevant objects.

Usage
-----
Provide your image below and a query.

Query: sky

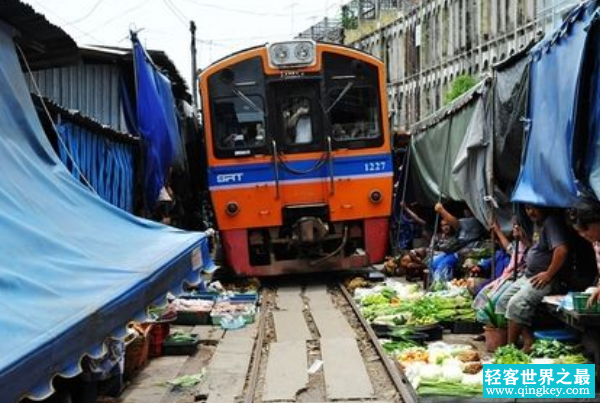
[24,0,346,90]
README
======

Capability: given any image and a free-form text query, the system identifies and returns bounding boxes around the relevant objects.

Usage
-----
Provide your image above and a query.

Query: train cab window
[272,83,322,153]
[282,98,312,145]
[212,96,266,157]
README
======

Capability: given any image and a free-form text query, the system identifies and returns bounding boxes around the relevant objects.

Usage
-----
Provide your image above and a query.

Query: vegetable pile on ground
[492,341,589,364]
[355,280,476,328]
[397,342,484,397]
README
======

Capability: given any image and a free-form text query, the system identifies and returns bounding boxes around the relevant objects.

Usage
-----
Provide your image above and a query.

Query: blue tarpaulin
[0,25,214,402]
[133,36,177,209]
[578,10,600,199]
[512,3,595,207]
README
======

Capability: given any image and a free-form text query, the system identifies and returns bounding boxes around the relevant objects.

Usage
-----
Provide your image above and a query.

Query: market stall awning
[0,23,213,403]
[512,2,595,207]
[408,83,481,205]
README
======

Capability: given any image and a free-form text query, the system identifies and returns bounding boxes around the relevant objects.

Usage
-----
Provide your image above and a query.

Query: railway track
[130,276,418,403]
[234,278,415,403]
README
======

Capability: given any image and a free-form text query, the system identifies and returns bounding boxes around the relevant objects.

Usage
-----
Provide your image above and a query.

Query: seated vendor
[496,205,569,353]
[434,202,486,250]
[473,217,531,324]
[568,195,600,308]
[401,218,457,280]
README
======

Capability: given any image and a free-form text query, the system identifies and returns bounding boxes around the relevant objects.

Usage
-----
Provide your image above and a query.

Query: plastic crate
[573,293,600,313]
[180,292,219,301]
[162,334,200,356]
[174,310,211,325]
[451,321,483,335]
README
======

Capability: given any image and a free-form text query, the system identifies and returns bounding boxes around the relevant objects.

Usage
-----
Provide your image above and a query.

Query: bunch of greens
[554,354,588,364]
[530,340,578,359]
[493,344,531,364]
[381,340,417,354]
[168,371,205,388]
[360,293,390,307]
[165,331,197,343]
[418,380,483,396]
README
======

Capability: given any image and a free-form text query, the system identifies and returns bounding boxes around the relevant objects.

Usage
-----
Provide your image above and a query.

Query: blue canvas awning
[0,24,214,402]
[512,2,595,207]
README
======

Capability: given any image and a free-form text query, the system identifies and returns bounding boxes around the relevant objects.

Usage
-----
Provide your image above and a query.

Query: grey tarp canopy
[408,83,483,214]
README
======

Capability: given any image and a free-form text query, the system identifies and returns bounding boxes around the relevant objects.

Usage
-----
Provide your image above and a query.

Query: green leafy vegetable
[554,354,588,364]
[530,340,578,359]
[168,371,205,388]
[418,380,483,396]
[493,344,531,364]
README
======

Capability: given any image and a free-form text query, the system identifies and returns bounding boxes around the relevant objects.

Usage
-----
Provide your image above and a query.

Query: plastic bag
[220,314,246,330]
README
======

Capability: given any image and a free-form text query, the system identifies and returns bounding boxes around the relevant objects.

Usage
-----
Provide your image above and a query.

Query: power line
[175,0,335,18]
[27,0,106,44]
[161,0,188,28]
[85,0,154,36]
[65,0,110,25]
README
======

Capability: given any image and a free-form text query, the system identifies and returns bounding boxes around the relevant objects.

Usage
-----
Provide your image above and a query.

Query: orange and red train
[199,40,393,276]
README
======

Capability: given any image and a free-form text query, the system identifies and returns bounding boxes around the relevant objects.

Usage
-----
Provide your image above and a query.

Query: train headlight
[369,190,383,204]
[226,201,240,216]
[271,45,289,63]
[294,42,313,62]
[267,40,316,69]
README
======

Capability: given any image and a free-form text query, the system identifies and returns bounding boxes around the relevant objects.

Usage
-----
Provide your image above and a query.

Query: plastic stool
[534,329,579,343]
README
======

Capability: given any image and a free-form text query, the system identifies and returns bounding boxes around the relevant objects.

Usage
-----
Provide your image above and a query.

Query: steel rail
[243,289,268,403]
[339,282,419,403]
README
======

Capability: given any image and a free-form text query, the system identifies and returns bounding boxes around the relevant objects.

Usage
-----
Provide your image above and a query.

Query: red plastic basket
[148,322,170,357]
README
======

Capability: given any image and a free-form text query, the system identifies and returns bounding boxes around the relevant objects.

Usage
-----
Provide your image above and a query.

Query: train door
[269,81,329,206]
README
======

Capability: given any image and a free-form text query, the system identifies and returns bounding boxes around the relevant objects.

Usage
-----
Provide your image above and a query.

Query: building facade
[343,0,580,129]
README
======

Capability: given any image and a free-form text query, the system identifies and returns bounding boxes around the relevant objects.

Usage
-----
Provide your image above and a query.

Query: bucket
[484,326,507,352]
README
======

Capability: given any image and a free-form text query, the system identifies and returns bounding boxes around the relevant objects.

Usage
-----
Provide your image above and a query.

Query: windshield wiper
[232,87,264,115]
[325,81,354,114]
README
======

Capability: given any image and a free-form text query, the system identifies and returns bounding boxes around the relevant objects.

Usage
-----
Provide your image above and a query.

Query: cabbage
[441,358,463,367]
[442,364,464,382]
[420,364,443,381]
[461,372,483,386]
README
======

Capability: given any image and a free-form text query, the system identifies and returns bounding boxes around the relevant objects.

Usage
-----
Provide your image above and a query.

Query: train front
[199,40,393,276]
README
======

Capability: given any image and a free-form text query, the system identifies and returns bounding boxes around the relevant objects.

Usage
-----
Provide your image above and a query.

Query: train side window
[213,96,266,156]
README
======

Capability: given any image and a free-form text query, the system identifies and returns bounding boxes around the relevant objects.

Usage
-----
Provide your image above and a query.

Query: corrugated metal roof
[26,63,129,132]
[1,0,80,70]
[80,44,192,103]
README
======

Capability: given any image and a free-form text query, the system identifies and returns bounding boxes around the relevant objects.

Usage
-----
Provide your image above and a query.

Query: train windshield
[212,96,266,156]
[328,86,380,141]
[323,52,383,149]
[208,57,267,158]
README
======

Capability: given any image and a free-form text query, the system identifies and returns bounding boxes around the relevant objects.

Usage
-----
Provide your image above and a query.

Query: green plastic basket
[572,293,600,313]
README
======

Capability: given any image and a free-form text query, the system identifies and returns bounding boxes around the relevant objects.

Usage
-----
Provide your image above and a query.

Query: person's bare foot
[473,333,485,341]
[521,344,533,354]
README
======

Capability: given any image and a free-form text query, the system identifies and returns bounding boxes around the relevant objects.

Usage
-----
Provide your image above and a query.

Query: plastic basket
[573,293,600,313]
[148,322,170,357]
[124,323,152,379]
[162,334,200,355]
[174,310,211,325]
